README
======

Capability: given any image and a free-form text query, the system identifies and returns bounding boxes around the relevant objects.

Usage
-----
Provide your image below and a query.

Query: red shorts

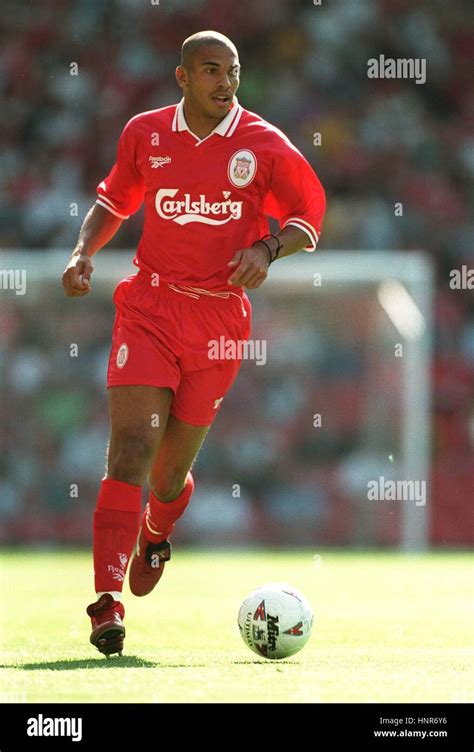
[107,271,252,425]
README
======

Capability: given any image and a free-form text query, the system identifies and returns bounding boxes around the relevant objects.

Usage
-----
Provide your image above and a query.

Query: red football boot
[128,529,171,597]
[86,593,125,657]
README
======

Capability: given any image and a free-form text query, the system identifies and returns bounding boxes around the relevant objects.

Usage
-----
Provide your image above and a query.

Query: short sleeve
[96,119,145,219]
[262,136,326,251]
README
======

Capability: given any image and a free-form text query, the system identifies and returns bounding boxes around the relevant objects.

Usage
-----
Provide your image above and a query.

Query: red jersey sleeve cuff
[96,195,130,220]
[284,218,319,252]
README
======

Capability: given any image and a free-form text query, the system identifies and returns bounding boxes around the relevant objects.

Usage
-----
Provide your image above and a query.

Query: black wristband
[253,239,273,266]
[253,234,283,265]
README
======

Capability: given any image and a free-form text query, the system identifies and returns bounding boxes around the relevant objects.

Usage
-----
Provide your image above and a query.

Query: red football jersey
[97,98,326,291]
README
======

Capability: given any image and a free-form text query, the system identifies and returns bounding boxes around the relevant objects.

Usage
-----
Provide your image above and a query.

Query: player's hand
[62,253,93,297]
[227,245,269,288]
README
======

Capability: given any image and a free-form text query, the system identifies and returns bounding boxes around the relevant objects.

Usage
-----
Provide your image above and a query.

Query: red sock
[93,478,142,594]
[143,471,195,543]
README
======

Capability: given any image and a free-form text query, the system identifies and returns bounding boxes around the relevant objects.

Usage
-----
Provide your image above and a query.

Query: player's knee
[108,431,156,479]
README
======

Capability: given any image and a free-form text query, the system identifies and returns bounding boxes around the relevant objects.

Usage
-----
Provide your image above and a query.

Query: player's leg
[105,384,174,484]
[148,413,210,501]
[128,291,252,598]
[128,415,210,596]
[88,385,173,654]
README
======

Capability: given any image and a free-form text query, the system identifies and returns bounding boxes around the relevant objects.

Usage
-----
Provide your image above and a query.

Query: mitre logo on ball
[228,150,257,187]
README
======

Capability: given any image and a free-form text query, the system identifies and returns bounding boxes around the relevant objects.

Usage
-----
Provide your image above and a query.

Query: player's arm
[228,135,326,290]
[62,204,123,297]
[227,225,310,288]
[62,117,145,297]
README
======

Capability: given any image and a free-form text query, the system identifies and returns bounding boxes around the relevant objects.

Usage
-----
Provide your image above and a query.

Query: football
[237,582,314,659]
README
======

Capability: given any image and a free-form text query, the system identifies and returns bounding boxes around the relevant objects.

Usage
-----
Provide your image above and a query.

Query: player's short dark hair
[180,31,238,69]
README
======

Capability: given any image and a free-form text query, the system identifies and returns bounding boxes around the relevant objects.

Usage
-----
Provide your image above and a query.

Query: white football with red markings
[237,582,314,659]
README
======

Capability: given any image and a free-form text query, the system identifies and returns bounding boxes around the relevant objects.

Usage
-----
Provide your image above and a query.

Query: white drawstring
[167,284,200,300]
[167,283,247,317]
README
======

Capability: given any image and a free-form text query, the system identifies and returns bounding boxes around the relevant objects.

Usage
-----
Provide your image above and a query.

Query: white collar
[172,97,242,144]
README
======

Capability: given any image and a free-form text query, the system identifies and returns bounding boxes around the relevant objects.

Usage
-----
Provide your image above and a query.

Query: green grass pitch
[0,549,472,703]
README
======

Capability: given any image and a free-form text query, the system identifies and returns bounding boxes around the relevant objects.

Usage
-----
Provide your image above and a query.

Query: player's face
[178,44,240,121]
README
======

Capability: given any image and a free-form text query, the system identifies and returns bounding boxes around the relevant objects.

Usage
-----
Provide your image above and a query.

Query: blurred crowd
[0,282,423,547]
[0,0,472,545]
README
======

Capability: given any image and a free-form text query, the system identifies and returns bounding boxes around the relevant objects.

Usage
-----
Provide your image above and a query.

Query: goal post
[265,251,433,551]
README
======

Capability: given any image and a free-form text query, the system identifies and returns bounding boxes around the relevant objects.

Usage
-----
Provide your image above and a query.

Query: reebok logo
[107,564,125,582]
[27,714,82,742]
[155,189,242,226]
[149,155,172,168]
